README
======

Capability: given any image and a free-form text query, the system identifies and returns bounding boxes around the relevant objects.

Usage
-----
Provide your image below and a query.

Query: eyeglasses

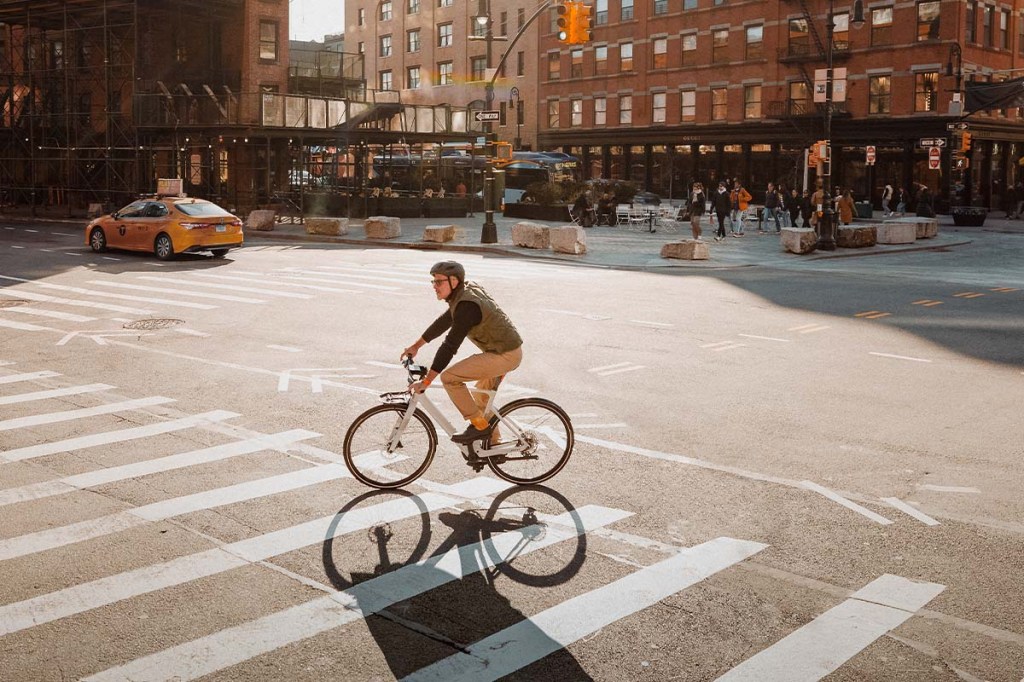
[431,278,448,288]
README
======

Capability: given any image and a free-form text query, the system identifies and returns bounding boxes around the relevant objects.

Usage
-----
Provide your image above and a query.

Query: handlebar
[402,355,428,381]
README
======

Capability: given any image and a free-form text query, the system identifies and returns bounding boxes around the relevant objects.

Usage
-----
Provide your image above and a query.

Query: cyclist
[403,261,523,445]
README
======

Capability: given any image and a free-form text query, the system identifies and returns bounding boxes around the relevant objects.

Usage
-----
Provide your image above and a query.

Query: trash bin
[854,201,873,219]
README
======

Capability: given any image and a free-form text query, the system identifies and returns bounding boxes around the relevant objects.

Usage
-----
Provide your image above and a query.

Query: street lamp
[509,86,523,151]
[471,1,501,243]
[818,0,864,251]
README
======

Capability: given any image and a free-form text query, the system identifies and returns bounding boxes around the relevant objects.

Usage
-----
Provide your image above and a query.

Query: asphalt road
[1,222,1022,681]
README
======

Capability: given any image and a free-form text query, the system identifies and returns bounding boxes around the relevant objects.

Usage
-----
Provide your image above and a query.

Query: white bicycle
[343,358,575,489]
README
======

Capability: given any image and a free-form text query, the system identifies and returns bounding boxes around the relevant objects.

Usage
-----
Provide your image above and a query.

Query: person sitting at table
[572,192,595,227]
[596,192,614,225]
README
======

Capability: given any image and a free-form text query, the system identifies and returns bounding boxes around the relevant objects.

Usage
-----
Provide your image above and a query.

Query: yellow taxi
[85,196,244,260]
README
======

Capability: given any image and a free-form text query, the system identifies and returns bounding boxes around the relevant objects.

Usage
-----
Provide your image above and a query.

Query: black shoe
[452,423,494,444]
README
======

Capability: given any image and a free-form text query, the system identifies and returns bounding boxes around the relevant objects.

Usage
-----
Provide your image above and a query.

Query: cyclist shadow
[322,486,595,680]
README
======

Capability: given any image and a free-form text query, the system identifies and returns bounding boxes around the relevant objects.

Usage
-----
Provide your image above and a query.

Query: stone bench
[245,209,276,231]
[364,215,401,239]
[660,240,709,260]
[422,224,456,243]
[305,217,349,236]
[511,221,550,249]
[876,221,917,244]
[550,225,587,255]
[836,224,877,248]
[780,227,818,254]
[885,216,938,239]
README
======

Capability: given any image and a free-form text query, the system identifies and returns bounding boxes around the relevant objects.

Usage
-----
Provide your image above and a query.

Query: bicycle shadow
[322,486,594,680]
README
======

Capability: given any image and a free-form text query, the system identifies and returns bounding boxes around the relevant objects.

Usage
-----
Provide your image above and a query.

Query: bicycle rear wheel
[486,398,574,484]
[343,404,436,489]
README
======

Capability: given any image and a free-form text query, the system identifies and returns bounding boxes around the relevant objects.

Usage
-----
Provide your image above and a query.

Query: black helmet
[430,260,465,282]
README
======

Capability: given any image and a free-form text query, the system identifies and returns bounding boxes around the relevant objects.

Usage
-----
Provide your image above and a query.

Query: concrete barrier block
[876,222,917,244]
[364,216,401,239]
[511,221,550,249]
[780,227,818,254]
[305,217,349,236]
[422,224,456,243]
[550,225,587,255]
[246,209,276,231]
[837,224,877,248]
[660,240,710,260]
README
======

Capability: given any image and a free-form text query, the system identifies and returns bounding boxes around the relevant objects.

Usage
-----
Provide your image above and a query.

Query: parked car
[85,196,243,260]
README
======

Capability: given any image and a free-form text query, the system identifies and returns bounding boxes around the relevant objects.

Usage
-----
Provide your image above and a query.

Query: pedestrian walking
[777,184,791,227]
[800,189,813,227]
[730,180,751,237]
[894,187,907,216]
[915,183,935,217]
[763,182,781,233]
[788,188,801,227]
[837,189,855,225]
[713,181,731,241]
[687,182,706,240]
[881,183,894,216]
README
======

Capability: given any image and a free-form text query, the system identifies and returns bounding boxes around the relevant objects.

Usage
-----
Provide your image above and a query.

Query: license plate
[216,225,226,232]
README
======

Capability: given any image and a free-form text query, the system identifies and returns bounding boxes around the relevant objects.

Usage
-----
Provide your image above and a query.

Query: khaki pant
[441,346,523,421]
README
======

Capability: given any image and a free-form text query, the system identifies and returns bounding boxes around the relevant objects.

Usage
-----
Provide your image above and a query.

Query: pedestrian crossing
[0,363,949,680]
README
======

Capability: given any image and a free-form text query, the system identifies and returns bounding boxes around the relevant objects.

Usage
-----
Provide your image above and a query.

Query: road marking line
[0,288,153,314]
[101,256,121,261]
[135,275,313,299]
[82,505,630,682]
[0,317,54,331]
[912,299,945,307]
[173,328,210,337]
[855,311,891,319]
[1,409,239,463]
[267,344,303,352]
[3,306,95,322]
[542,308,613,321]
[737,334,791,342]
[717,574,944,681]
[575,422,629,429]
[869,352,932,363]
[881,498,940,526]
[365,360,403,369]
[63,252,82,257]
[990,286,1018,292]
[0,276,217,310]
[54,231,77,237]
[0,383,114,406]
[953,292,985,298]
[701,340,735,349]
[629,319,674,328]
[193,271,364,294]
[800,481,893,525]
[10,245,24,249]
[408,537,768,682]
[588,361,633,373]
[273,272,400,291]
[0,370,61,385]
[595,364,645,377]
[87,280,266,304]
[788,323,827,332]
[23,229,38,233]
[0,430,319,507]
[293,266,422,285]
[710,343,746,352]
[917,484,981,494]
[0,396,174,432]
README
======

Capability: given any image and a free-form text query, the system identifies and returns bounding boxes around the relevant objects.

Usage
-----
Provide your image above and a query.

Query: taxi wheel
[210,249,228,258]
[154,233,174,261]
[89,228,107,253]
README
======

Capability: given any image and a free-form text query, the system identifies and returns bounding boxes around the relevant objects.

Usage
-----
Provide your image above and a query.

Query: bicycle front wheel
[343,404,436,489]
[486,398,574,484]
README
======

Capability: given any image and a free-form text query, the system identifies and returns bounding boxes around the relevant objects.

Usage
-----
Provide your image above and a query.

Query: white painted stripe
[429,476,513,499]
[314,264,425,282]
[0,492,460,637]
[87,280,266,304]
[297,267,422,285]
[869,352,932,363]
[575,422,628,429]
[918,484,981,494]
[710,343,745,352]
[24,229,38,233]
[63,252,82,257]
[701,340,735,348]
[54,231,77,237]
[0,396,174,432]
[737,334,791,342]
[0,288,153,314]
[0,277,218,310]
[365,360,403,369]
[273,272,400,291]
[1,409,238,462]
[4,306,95,322]
[135,276,312,298]
[10,245,24,249]
[192,272,363,294]
[173,328,210,337]
[0,361,14,365]
[0,383,113,406]
[0,430,318,507]
[102,256,121,261]
[0,317,53,331]
[588,361,632,373]
[717,574,944,681]
[0,370,60,385]
[629,319,673,328]
[595,364,645,377]
[797,325,830,333]
[541,308,612,321]
[407,537,767,682]
[801,481,893,525]
[881,498,941,526]
[83,505,630,682]
[788,323,819,331]
[267,344,302,352]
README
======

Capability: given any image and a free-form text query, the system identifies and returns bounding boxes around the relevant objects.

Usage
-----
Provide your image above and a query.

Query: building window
[595,45,608,74]
[471,56,487,81]
[358,42,365,54]
[1019,11,1024,55]
[569,48,583,77]
[259,20,278,61]
[620,42,633,71]
[622,0,634,21]
[869,74,891,113]
[472,16,487,38]
[380,35,392,57]
[549,100,560,128]
[652,92,667,122]
[1000,9,1010,49]
[518,7,525,28]
[380,1,393,20]
[595,96,607,125]
[358,8,365,26]
[966,1,977,43]
[653,0,668,15]
[711,86,727,120]
[745,24,763,60]
[407,66,421,88]
[548,52,561,79]
[571,98,583,126]
[438,0,452,7]
[832,12,849,50]
[409,0,419,13]
[712,28,729,63]
[681,33,697,66]
[595,0,608,25]
[438,23,453,47]
[789,80,808,114]
[517,51,525,76]
[743,84,761,119]
[984,5,994,46]
[917,1,940,40]
[652,38,667,69]
[379,70,393,91]
[619,94,632,124]
[871,7,893,45]
[684,0,697,8]
[789,18,809,57]
[915,71,938,111]
[438,61,453,85]
[680,90,696,121]
[500,11,508,35]
[408,29,420,52]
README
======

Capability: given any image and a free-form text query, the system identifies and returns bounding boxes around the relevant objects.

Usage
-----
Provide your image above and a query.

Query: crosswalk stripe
[0,492,460,637]
[0,382,114,406]
[304,266,425,285]
[0,316,54,332]
[135,275,313,299]
[0,370,61,385]
[407,536,767,682]
[716,574,944,681]
[0,462,354,561]
[82,505,630,682]
[800,481,893,525]
[3,306,96,322]
[192,272,364,294]
[273,272,402,291]
[1,409,239,462]
[87,280,266,304]
[0,396,174,432]
[0,288,154,314]
[0,275,218,309]
[0,429,319,507]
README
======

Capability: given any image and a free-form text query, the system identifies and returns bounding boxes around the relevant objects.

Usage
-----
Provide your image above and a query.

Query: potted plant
[950,205,987,227]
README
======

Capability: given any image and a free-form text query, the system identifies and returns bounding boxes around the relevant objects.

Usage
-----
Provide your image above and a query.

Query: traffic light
[959,131,972,153]
[575,3,593,43]
[556,1,578,45]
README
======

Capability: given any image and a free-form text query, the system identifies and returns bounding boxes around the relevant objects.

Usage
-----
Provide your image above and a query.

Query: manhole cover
[0,299,29,308]
[122,318,184,331]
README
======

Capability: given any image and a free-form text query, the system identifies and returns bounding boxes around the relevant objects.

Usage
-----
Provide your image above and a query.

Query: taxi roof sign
[156,178,184,197]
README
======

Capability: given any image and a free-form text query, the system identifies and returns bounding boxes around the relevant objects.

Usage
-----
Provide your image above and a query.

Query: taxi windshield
[174,201,233,217]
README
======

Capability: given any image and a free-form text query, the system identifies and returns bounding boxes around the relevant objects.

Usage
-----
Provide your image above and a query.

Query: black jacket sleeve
[427,301,482,373]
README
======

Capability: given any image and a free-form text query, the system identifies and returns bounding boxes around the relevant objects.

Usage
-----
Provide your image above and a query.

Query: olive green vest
[448,282,522,353]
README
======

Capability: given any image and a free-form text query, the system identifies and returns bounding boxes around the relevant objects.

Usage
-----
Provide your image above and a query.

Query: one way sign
[474,110,500,122]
